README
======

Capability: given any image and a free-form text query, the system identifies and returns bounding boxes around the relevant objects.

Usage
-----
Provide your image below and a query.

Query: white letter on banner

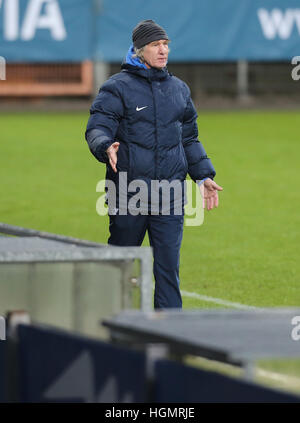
[21,0,66,41]
[258,9,296,40]
[2,0,19,41]
[294,10,300,35]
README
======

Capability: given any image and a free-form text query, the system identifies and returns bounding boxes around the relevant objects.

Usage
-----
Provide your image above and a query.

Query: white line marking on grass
[180,290,258,310]
[151,282,256,310]
[256,368,300,389]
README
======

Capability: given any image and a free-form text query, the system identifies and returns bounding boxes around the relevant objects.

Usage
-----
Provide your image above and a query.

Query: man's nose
[158,45,167,54]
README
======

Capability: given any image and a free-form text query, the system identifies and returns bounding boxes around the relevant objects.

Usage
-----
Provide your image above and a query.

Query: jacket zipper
[150,81,158,180]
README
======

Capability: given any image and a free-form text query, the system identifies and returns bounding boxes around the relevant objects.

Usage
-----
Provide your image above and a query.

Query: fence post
[237,60,249,99]
[93,61,109,95]
[92,0,109,95]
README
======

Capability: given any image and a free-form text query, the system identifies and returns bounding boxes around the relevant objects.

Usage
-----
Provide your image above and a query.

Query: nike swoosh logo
[136,106,148,112]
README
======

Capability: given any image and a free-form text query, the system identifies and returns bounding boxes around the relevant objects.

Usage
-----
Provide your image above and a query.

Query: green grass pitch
[1,110,300,309]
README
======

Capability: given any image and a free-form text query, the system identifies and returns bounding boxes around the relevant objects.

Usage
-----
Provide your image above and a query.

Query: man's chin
[154,62,167,69]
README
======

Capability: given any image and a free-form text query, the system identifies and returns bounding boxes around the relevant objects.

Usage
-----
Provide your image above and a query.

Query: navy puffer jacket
[85,62,216,194]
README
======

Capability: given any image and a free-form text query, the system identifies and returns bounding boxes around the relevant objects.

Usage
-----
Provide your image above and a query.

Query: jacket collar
[125,45,148,70]
[121,63,170,82]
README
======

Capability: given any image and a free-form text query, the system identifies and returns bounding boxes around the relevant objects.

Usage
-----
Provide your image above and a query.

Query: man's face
[143,39,169,69]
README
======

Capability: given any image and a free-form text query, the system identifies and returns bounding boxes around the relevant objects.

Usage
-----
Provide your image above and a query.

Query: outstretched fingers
[107,142,120,173]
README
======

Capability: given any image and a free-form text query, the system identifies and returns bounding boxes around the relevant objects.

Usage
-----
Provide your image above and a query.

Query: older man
[85,20,222,309]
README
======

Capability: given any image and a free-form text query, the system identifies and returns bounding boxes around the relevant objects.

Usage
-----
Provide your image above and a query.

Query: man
[85,20,223,309]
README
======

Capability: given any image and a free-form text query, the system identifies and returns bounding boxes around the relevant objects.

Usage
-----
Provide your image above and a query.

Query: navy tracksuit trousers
[108,213,184,309]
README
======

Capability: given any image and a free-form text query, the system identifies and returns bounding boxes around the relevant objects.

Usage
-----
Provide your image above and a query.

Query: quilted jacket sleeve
[182,90,216,182]
[85,79,124,163]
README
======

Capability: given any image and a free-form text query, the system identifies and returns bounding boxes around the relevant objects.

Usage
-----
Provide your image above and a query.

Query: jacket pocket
[116,141,130,173]
[180,142,188,174]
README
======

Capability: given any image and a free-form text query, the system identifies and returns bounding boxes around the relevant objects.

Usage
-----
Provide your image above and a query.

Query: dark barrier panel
[154,360,300,403]
[18,324,146,403]
[0,342,5,402]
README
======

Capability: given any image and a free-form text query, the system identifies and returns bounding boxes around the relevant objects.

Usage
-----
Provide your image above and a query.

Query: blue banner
[0,0,299,62]
[0,0,92,62]
[96,0,300,62]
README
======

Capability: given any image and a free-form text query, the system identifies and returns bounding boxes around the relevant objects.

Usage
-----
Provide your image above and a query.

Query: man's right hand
[106,142,120,173]
[199,178,223,211]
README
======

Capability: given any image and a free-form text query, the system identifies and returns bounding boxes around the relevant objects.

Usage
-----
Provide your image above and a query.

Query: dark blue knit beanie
[132,20,169,49]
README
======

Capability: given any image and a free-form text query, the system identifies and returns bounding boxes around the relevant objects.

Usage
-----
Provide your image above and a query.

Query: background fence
[0,0,299,99]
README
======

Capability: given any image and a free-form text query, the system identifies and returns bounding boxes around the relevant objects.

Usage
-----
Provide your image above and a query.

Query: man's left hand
[199,178,223,211]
